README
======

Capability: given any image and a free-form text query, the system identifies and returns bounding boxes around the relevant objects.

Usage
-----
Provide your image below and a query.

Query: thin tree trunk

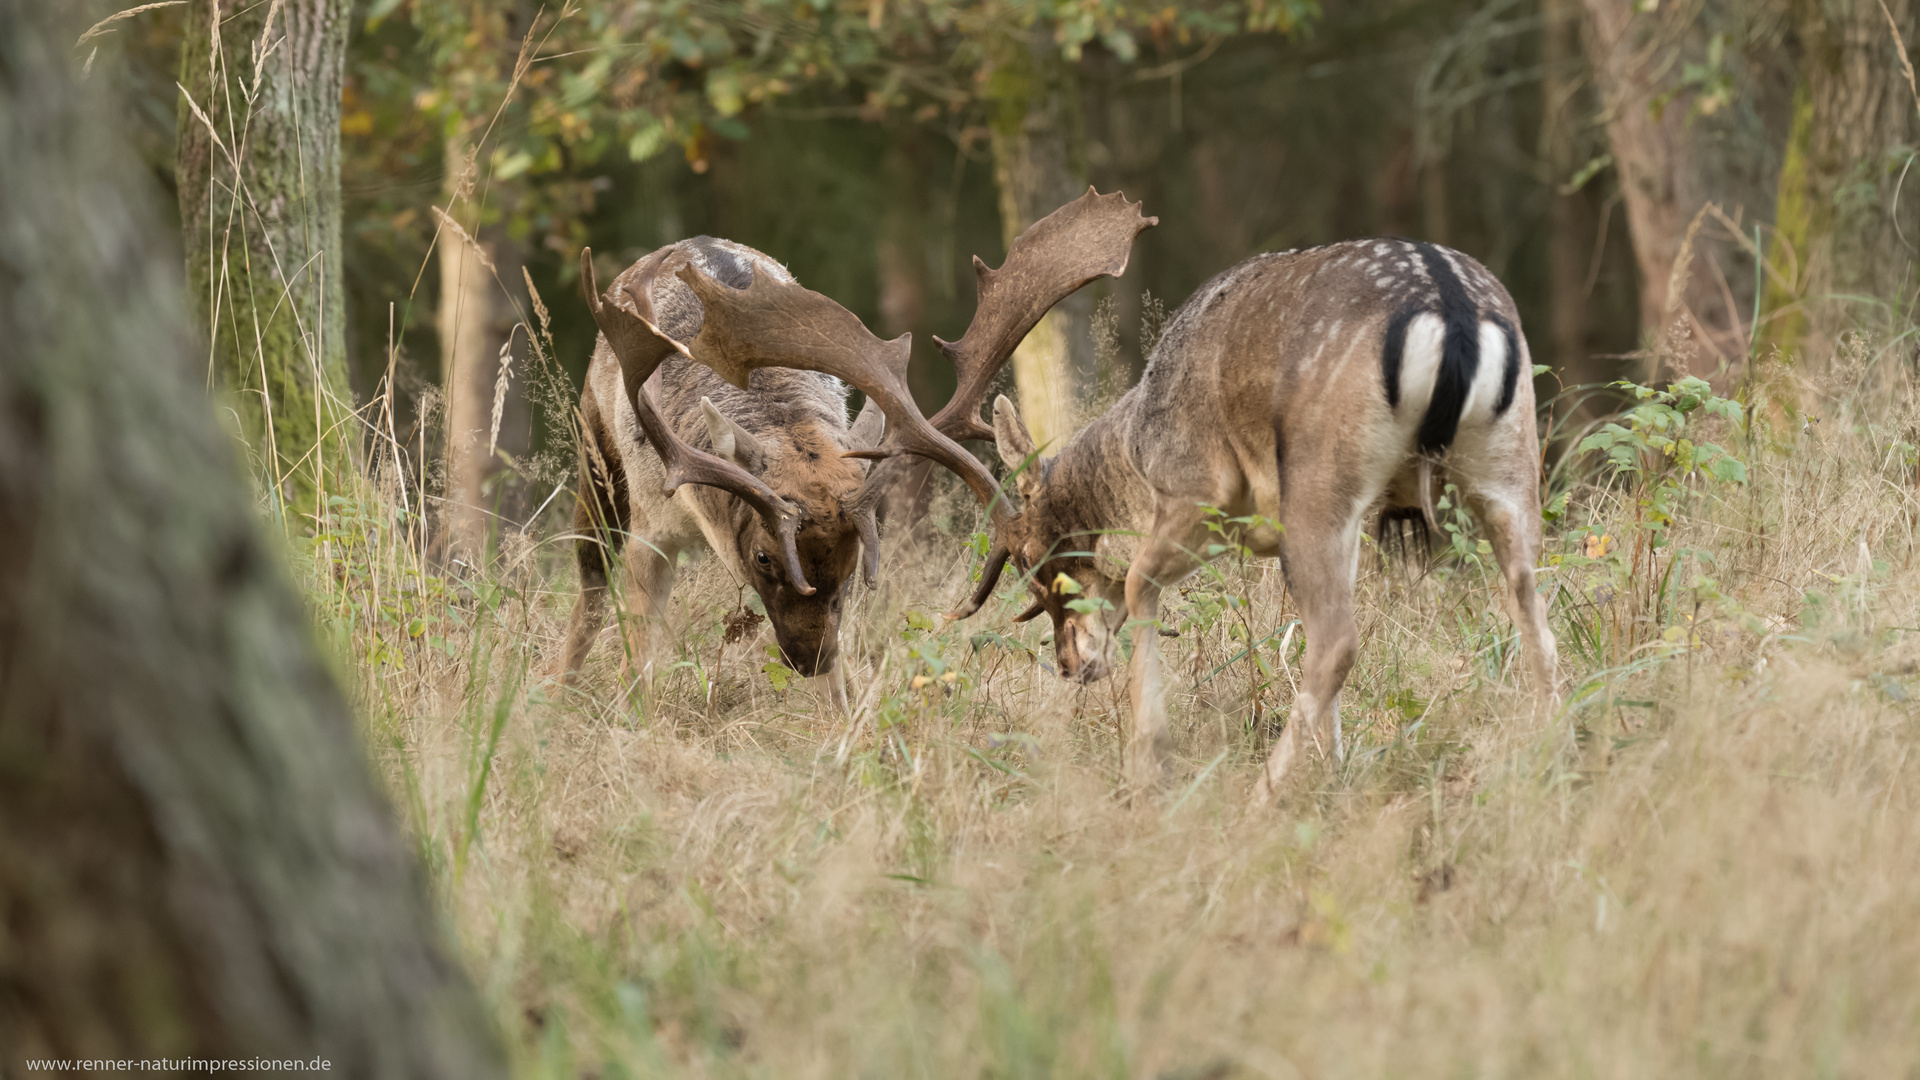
[876,134,939,537]
[987,27,1093,449]
[436,130,526,568]
[1581,0,1689,364]
[1543,0,1601,389]
[177,0,354,507]
[1580,0,1744,377]
[0,6,503,1072]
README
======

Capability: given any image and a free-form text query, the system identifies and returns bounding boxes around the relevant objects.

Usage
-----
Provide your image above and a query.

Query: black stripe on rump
[1411,243,1480,454]
[1380,303,1423,409]
[1491,313,1521,417]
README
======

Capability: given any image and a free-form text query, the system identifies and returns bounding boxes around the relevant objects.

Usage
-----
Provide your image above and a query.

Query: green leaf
[627,125,668,162]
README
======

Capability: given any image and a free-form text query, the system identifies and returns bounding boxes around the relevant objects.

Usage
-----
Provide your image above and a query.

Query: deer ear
[993,395,1043,499]
[993,394,1036,467]
[847,393,885,449]
[700,397,766,473]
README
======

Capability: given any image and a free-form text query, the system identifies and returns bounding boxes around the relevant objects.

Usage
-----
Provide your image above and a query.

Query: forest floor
[308,338,1920,1078]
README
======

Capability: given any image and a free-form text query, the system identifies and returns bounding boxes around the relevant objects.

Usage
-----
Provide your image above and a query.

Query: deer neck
[1034,403,1155,579]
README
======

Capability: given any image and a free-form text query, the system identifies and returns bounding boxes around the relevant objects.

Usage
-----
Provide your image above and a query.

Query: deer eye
[755,551,771,567]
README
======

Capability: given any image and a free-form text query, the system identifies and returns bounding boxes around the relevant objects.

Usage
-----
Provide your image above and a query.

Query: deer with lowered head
[559,191,1155,707]
[968,238,1560,801]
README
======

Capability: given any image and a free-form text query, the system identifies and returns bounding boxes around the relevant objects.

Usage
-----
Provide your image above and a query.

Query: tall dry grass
[283,305,1920,1076]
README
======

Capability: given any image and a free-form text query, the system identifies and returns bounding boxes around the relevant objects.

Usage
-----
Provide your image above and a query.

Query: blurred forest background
[94,0,1920,556]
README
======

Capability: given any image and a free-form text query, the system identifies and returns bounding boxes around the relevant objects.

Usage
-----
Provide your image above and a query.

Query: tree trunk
[987,27,1093,449]
[1580,0,1742,377]
[1543,0,1602,389]
[1767,0,1919,362]
[436,130,527,569]
[876,134,939,538]
[0,6,504,1073]
[177,0,355,508]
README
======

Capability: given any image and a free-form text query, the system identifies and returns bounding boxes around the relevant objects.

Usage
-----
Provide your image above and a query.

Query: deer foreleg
[615,537,679,689]
[1254,507,1364,806]
[1124,507,1205,791]
[561,544,612,685]
[813,657,850,713]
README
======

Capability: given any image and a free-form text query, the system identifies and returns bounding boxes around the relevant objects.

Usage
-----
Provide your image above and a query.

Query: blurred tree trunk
[876,133,939,537]
[0,6,504,1072]
[1580,0,1743,376]
[986,27,1093,449]
[177,0,355,508]
[1764,0,1919,362]
[1581,0,1689,364]
[436,129,527,568]
[1543,0,1603,390]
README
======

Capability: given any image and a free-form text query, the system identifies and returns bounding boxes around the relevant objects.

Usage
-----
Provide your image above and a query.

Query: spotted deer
[559,191,1155,707]
[972,238,1560,801]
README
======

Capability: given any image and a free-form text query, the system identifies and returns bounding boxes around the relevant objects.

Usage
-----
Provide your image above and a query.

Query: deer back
[1116,240,1530,498]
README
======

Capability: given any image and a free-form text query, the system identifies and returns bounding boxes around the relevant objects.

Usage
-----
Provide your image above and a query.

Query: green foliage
[1576,376,1747,541]
[370,0,1318,253]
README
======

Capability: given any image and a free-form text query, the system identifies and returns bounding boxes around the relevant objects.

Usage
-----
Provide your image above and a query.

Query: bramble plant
[1555,376,1750,669]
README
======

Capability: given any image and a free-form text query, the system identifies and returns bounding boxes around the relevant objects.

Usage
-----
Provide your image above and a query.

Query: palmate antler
[929,188,1158,445]
[674,187,1156,618]
[578,246,816,595]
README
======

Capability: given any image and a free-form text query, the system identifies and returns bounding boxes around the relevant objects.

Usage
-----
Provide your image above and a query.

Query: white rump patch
[1458,319,1510,425]
[1394,312,1447,416]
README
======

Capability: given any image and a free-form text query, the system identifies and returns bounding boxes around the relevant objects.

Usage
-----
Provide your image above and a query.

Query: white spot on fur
[1377,276,1396,289]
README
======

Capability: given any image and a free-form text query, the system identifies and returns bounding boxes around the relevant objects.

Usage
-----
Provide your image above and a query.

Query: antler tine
[927,187,1158,444]
[676,263,1014,536]
[578,247,816,595]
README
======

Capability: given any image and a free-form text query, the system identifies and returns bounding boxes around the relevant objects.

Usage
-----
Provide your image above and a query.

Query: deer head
[580,244,867,676]
[983,393,1129,682]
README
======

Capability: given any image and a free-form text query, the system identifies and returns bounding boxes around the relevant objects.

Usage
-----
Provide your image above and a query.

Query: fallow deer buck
[560,191,1155,708]
[973,238,1560,802]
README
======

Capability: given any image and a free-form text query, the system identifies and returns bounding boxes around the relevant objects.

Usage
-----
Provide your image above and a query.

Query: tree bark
[987,26,1094,449]
[0,7,504,1072]
[1580,0,1742,377]
[1766,0,1919,361]
[177,0,355,507]
[435,130,528,568]
[875,134,939,537]
[1543,0,1602,389]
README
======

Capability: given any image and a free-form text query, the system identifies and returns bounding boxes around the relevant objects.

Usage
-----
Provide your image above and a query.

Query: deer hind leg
[1254,498,1366,806]
[562,460,626,685]
[1124,502,1207,791]
[1465,483,1559,709]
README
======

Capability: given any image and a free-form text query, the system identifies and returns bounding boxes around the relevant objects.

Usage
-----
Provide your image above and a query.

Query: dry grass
[290,329,1920,1079]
